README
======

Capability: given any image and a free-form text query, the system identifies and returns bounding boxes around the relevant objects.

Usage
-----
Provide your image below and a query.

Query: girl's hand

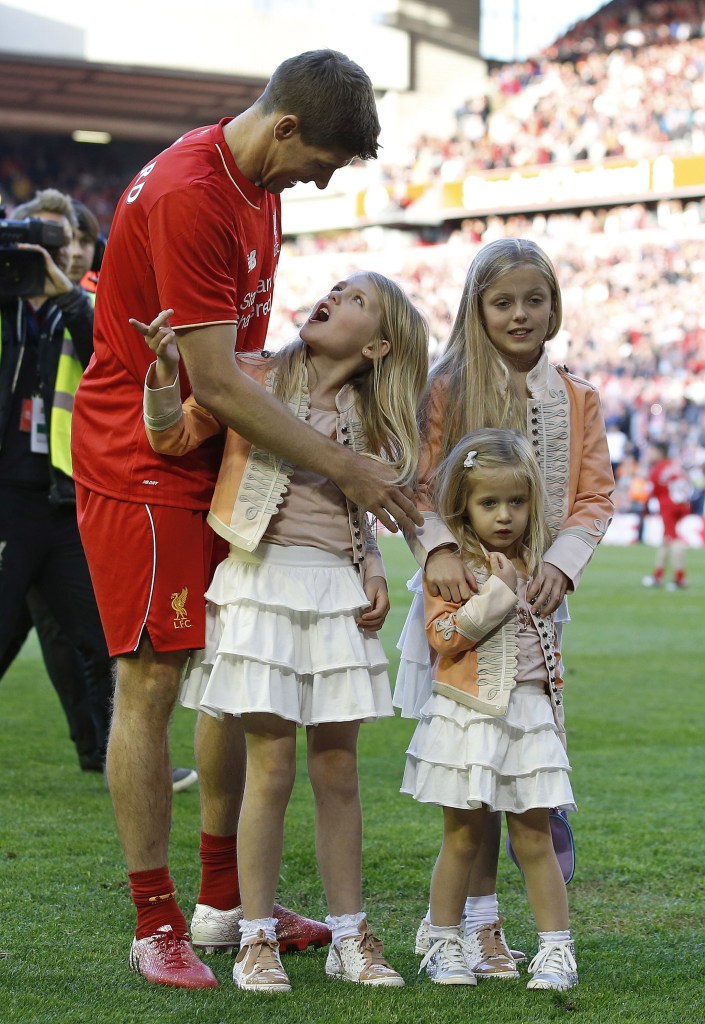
[130,308,180,386]
[425,547,478,602]
[356,576,390,632]
[526,562,569,616]
[488,551,517,593]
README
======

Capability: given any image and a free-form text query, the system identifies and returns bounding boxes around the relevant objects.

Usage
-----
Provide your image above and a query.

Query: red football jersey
[72,119,281,509]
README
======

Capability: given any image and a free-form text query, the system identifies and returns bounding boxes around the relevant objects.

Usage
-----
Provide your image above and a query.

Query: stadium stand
[1,0,703,531]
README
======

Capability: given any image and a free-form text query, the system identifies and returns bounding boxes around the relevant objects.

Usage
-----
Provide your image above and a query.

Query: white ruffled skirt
[180,543,393,726]
[393,569,434,719]
[401,684,576,814]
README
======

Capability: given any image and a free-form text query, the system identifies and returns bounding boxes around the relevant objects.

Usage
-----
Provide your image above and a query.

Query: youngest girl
[138,272,428,993]
[402,428,578,991]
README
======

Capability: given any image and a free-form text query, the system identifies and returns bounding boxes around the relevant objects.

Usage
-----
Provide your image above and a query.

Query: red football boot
[129,925,218,988]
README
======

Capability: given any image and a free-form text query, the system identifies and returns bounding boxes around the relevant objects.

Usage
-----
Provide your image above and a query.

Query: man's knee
[113,643,186,720]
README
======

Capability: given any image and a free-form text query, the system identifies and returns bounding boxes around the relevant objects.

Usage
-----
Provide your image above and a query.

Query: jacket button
[343,438,351,445]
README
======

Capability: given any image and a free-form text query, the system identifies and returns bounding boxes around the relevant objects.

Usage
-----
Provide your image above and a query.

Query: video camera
[0,215,67,299]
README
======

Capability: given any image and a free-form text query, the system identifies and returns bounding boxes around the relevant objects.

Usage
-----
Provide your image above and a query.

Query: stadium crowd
[2,0,704,512]
[374,0,705,198]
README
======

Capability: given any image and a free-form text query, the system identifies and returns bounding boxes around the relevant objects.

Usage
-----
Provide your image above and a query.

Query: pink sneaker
[129,925,218,988]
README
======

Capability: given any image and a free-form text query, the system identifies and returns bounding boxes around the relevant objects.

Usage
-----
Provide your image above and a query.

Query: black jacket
[0,285,94,504]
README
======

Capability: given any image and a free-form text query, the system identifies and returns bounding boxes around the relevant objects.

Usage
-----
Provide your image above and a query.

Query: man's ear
[363,338,390,361]
[273,115,301,141]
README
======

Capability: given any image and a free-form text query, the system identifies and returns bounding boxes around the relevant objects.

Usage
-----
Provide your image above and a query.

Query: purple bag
[505,809,575,885]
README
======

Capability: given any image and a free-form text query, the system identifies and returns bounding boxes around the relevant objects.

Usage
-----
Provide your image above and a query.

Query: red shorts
[661,504,690,541]
[75,485,214,656]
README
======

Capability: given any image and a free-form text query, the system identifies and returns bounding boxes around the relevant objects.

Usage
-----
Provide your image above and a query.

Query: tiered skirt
[401,686,576,813]
[395,571,575,813]
[180,543,393,726]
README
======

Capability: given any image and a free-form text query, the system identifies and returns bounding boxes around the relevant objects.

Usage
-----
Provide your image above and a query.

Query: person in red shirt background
[642,440,692,590]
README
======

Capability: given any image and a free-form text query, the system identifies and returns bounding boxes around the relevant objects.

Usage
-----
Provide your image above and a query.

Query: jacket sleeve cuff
[52,284,91,318]
[406,512,458,568]
[455,576,517,641]
[143,366,183,431]
[543,532,596,589]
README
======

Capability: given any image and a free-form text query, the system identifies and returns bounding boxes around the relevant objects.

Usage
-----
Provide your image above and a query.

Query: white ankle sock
[239,916,277,945]
[538,929,572,945]
[464,894,500,931]
[428,922,462,940]
[325,911,366,946]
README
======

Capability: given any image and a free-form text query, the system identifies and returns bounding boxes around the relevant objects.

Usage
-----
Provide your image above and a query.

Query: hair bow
[463,450,478,469]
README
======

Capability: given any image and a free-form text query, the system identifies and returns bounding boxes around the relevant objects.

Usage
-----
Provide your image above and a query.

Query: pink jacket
[143,352,385,587]
[408,353,615,589]
[424,561,563,727]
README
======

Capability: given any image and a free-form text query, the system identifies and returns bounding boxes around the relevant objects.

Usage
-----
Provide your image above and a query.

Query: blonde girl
[395,238,614,975]
[137,271,427,994]
[405,429,577,991]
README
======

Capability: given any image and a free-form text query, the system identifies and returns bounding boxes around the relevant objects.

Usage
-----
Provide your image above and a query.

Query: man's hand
[16,242,72,299]
[356,576,390,632]
[526,562,569,616]
[338,455,423,535]
[425,547,478,601]
[130,309,180,387]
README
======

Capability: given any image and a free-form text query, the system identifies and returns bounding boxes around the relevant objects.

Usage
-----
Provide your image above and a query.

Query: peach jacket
[424,561,563,724]
[407,353,615,587]
[143,352,385,587]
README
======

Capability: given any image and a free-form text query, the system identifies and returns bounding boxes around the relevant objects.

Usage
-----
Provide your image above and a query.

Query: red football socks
[197,832,240,910]
[129,866,189,939]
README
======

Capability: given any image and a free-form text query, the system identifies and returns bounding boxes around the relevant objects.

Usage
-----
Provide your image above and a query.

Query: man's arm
[175,323,422,534]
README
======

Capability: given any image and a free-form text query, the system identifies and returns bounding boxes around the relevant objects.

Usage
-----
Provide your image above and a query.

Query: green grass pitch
[1,541,703,1022]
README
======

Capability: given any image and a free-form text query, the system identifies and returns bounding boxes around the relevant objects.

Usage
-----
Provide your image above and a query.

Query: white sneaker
[527,939,578,991]
[416,916,526,964]
[415,918,431,955]
[418,932,477,985]
[325,921,404,986]
[463,918,519,979]
[232,931,291,993]
[191,903,243,952]
[642,575,661,588]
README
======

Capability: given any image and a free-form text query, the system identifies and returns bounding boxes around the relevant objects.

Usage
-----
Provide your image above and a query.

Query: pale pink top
[263,407,353,558]
[515,578,549,685]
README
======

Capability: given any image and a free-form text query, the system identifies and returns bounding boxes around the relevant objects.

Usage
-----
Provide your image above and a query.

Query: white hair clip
[463,450,478,469]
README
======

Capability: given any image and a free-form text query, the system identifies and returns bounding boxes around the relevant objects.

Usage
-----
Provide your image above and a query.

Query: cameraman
[0,188,113,768]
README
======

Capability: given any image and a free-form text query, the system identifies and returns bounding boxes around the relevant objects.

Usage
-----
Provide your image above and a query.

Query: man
[72,50,422,990]
[0,189,113,771]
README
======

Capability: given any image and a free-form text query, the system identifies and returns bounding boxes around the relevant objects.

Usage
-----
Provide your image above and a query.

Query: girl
[138,272,428,993]
[395,238,614,977]
[404,429,578,990]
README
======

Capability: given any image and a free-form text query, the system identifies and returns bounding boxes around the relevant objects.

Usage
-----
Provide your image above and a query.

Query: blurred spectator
[642,439,693,588]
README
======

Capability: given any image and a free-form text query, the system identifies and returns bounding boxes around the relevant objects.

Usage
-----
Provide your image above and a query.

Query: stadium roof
[0,51,267,142]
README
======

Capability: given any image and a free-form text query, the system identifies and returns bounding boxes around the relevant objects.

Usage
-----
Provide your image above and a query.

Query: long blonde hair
[271,271,428,483]
[434,428,550,575]
[423,238,562,464]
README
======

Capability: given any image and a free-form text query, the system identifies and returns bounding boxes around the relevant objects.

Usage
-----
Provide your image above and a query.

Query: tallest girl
[395,237,615,977]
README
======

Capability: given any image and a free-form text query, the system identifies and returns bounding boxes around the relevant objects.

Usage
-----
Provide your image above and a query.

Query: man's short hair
[258,49,380,161]
[12,188,78,230]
